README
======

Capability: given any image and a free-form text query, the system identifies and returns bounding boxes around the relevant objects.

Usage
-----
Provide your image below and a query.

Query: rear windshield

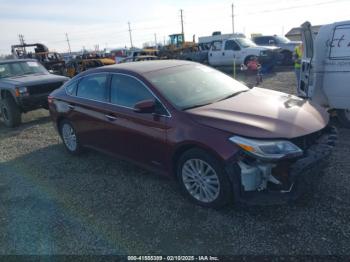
[145,64,248,110]
[235,38,257,48]
[0,61,48,79]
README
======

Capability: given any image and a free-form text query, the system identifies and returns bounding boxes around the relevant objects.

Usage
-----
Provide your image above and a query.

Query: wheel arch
[0,89,14,100]
[171,142,226,178]
[56,116,67,134]
[243,54,258,65]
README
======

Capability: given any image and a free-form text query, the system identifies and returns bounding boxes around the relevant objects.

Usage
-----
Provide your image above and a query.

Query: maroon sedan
[48,60,336,208]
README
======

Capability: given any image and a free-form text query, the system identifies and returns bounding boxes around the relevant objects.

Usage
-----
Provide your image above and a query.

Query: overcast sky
[0,0,349,54]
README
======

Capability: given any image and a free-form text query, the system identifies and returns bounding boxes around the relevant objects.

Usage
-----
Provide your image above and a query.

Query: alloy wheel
[62,123,77,152]
[181,159,220,203]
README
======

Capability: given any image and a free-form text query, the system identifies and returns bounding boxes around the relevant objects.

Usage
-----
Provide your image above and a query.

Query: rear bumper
[226,126,337,206]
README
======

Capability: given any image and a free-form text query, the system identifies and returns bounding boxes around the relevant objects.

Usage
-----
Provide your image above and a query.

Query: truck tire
[337,109,350,128]
[0,97,22,127]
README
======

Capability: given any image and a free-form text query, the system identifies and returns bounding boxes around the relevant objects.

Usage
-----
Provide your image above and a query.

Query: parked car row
[2,19,349,208]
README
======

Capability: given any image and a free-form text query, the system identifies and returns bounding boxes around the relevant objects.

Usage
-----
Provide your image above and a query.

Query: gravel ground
[0,69,350,255]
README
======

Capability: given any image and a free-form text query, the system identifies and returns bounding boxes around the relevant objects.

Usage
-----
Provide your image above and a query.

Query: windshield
[275,36,290,44]
[0,61,48,79]
[146,65,249,110]
[235,38,257,48]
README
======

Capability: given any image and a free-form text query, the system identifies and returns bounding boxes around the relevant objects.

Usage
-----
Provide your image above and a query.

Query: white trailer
[299,20,350,127]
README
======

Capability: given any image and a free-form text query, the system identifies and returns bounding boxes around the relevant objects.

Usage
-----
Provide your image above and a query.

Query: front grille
[27,82,63,95]
[290,127,326,151]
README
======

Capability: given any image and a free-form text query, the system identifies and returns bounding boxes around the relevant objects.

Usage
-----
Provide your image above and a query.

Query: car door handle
[209,53,212,56]
[68,104,75,110]
[105,114,117,121]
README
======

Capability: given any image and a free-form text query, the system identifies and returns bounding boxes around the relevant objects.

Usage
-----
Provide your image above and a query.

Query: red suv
[48,60,336,208]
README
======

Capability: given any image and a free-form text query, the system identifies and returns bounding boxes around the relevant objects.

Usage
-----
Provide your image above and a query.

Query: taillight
[48,95,54,104]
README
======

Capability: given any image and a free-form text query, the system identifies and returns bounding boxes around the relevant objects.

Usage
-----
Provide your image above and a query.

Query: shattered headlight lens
[229,136,303,160]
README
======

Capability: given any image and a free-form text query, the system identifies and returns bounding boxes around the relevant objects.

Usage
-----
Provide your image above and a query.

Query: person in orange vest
[246,56,263,85]
[293,43,303,90]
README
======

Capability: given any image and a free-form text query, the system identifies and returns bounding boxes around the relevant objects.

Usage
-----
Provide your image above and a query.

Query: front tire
[176,148,233,208]
[337,109,350,128]
[59,120,82,155]
[0,97,22,127]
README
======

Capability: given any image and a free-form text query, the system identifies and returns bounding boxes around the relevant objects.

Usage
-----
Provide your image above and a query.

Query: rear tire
[176,148,233,208]
[337,109,350,128]
[59,119,83,155]
[0,97,21,127]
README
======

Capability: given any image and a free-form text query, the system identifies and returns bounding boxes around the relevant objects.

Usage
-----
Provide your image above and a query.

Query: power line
[238,0,345,16]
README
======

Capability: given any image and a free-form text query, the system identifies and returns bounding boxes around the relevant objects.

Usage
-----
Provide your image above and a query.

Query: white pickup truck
[208,37,280,66]
[299,20,350,127]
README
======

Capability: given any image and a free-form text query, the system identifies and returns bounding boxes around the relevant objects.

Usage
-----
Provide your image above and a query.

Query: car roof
[0,58,37,64]
[91,59,194,75]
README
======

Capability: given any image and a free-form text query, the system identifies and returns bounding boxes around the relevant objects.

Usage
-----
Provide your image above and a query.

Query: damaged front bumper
[226,126,338,205]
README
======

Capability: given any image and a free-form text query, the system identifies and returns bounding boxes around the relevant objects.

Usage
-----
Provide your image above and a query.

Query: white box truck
[300,20,350,127]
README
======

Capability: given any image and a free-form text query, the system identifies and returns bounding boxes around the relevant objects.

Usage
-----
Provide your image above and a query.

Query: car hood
[1,73,69,86]
[248,46,280,51]
[186,88,329,139]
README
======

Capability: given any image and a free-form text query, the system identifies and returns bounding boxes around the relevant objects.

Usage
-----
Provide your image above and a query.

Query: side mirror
[134,99,156,113]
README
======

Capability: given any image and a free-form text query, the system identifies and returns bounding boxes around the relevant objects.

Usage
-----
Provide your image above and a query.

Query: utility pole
[180,9,185,41]
[154,33,158,47]
[18,34,26,54]
[65,33,72,54]
[231,3,235,34]
[18,34,25,45]
[128,22,133,49]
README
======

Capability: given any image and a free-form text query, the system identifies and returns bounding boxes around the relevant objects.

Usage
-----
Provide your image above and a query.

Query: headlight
[229,136,303,160]
[259,50,268,56]
[15,87,28,97]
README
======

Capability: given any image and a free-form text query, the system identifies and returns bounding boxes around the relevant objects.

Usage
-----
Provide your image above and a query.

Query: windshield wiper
[216,90,248,102]
[182,101,215,110]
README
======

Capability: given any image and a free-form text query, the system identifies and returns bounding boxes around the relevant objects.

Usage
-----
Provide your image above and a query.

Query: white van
[299,20,350,127]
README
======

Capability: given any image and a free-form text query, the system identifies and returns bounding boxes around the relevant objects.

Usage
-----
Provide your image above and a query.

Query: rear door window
[212,41,222,51]
[225,40,240,50]
[77,73,108,102]
[254,37,270,45]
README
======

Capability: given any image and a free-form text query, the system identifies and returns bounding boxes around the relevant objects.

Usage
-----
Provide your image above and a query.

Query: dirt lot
[0,69,350,255]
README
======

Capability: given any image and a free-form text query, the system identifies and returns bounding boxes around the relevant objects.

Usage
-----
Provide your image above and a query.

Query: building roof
[285,25,322,37]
